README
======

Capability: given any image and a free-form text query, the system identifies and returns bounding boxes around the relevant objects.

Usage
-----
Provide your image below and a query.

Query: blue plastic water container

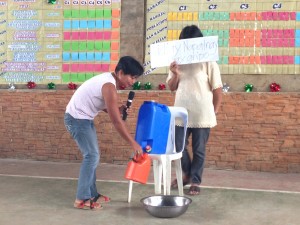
[135,101,171,154]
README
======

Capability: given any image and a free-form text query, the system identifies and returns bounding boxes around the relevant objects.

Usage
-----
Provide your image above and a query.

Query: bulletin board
[144,0,300,75]
[0,0,121,85]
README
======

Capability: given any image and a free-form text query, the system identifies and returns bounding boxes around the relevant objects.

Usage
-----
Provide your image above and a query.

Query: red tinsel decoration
[158,83,166,90]
[68,82,77,90]
[27,81,36,89]
[269,83,281,92]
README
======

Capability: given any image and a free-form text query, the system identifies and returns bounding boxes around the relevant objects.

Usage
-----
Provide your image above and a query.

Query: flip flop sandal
[171,179,190,189]
[94,193,110,203]
[74,199,103,210]
[187,186,200,196]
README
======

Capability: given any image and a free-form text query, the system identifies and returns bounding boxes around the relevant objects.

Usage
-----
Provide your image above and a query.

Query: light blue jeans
[64,113,100,200]
[175,126,210,185]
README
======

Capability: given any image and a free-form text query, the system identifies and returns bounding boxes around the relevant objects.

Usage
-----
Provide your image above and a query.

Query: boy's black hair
[115,56,144,76]
[179,25,203,40]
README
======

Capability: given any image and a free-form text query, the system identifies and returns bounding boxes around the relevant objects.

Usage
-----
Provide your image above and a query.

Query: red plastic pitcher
[125,153,151,184]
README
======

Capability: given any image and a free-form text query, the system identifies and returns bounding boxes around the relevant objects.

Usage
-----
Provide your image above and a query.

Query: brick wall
[0,90,299,173]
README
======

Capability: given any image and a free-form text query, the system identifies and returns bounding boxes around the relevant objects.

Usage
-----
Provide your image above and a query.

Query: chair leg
[153,160,162,194]
[166,159,172,195]
[128,180,133,203]
[160,156,167,195]
[175,159,184,196]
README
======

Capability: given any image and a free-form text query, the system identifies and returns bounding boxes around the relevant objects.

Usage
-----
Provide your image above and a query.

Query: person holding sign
[167,25,223,196]
[64,56,144,210]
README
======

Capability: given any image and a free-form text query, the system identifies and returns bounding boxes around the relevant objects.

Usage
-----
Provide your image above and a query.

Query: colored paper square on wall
[295,56,300,64]
[223,39,229,47]
[111,42,119,51]
[87,32,96,40]
[102,52,110,61]
[88,20,96,29]
[71,73,78,82]
[111,31,119,40]
[80,20,88,29]
[96,9,104,18]
[79,42,87,51]
[79,32,87,40]
[86,64,95,72]
[86,73,94,80]
[229,13,235,21]
[79,52,87,61]
[223,30,229,38]
[64,10,72,18]
[172,30,178,40]
[296,12,300,21]
[102,64,109,71]
[104,20,111,29]
[103,9,112,18]
[71,32,79,40]
[71,53,79,61]
[96,20,103,29]
[77,73,86,82]
[218,39,223,47]
[72,10,80,18]
[63,42,71,51]
[167,30,172,40]
[62,64,70,72]
[62,73,71,82]
[79,10,88,18]
[78,64,86,72]
[95,41,103,50]
[193,12,198,21]
[110,64,117,71]
[95,52,102,61]
[198,12,204,20]
[103,42,110,51]
[95,64,102,72]
[95,31,103,40]
[217,57,222,64]
[213,12,220,20]
[112,20,120,28]
[63,52,70,61]
[103,31,111,40]
[70,41,79,50]
[71,64,79,72]
[110,52,119,61]
[175,12,180,20]
[63,32,71,40]
[223,56,229,64]
[112,9,120,18]
[64,20,71,29]
[72,20,80,29]
[88,10,96,18]
[87,52,94,61]
[87,42,95,50]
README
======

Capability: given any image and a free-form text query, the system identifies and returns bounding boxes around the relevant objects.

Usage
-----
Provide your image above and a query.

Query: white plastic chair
[127,107,188,202]
[150,106,188,196]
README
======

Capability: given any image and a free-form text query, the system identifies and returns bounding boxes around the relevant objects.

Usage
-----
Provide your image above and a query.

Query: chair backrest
[165,107,188,154]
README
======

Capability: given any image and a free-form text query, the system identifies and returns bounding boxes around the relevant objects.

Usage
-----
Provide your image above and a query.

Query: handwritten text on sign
[150,36,219,68]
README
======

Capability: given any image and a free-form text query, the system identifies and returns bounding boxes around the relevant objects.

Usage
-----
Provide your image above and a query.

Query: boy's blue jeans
[64,113,100,200]
[175,126,210,185]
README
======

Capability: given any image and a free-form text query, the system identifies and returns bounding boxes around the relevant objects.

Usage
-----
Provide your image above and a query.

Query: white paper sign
[150,36,219,68]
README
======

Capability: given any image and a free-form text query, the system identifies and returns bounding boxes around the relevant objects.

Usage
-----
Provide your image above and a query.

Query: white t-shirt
[166,62,222,128]
[66,72,116,120]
